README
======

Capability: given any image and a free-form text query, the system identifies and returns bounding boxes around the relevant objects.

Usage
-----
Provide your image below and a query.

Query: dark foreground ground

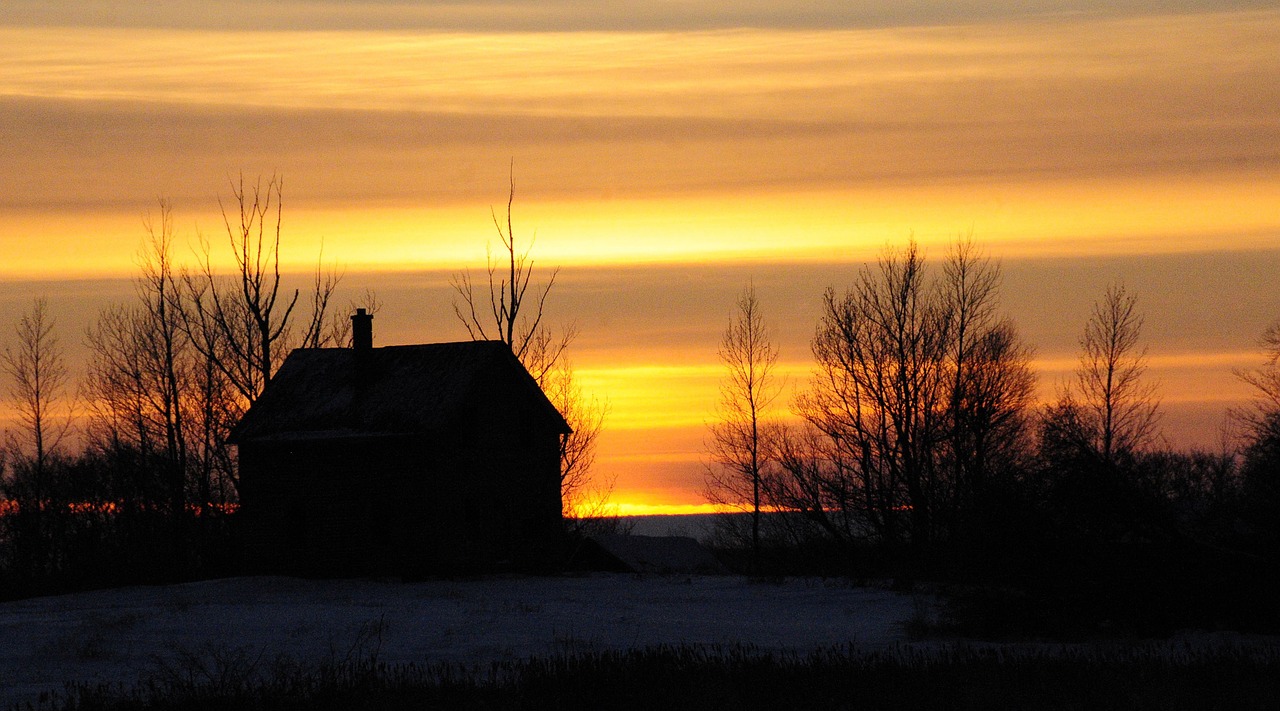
[4,574,1279,711]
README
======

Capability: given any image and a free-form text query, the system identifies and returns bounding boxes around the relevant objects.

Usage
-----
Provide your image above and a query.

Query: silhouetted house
[228,310,570,576]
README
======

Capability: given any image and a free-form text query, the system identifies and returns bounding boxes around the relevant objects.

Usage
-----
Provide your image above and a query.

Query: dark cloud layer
[5,92,1277,213]
[6,0,1274,32]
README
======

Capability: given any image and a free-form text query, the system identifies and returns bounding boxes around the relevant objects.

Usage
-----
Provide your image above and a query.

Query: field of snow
[0,574,925,708]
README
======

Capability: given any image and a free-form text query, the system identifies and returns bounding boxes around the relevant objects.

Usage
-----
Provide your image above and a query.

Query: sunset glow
[3,2,1278,512]
[579,502,738,518]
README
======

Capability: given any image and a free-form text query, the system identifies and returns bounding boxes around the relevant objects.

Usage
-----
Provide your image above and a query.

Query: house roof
[227,340,571,443]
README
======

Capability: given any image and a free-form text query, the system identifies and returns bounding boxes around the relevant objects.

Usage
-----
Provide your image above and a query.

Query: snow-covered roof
[228,341,570,443]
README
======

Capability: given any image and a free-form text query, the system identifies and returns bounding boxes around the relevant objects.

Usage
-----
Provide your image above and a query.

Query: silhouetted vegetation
[751,239,1037,555]
[705,238,1280,637]
[2,202,1278,645]
[0,180,349,598]
[27,643,1280,711]
[451,170,610,525]
[705,284,782,570]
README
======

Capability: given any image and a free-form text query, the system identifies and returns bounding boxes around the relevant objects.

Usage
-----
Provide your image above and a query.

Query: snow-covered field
[0,574,924,708]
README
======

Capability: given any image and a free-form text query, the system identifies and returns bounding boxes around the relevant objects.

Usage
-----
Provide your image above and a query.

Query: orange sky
[2,3,1279,511]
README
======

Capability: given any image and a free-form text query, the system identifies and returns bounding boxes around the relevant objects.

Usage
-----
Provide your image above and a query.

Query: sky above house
[2,1,1279,512]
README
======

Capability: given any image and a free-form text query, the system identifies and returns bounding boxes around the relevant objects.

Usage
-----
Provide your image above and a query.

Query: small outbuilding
[582,534,726,575]
[228,310,570,576]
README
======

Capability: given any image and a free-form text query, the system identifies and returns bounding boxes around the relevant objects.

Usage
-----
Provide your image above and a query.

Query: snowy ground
[0,574,926,708]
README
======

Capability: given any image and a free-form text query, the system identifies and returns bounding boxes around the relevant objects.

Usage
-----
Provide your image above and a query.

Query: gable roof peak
[228,339,569,443]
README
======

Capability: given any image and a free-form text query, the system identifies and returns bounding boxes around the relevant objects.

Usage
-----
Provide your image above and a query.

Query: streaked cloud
[6,0,1275,32]
[2,11,1277,278]
[5,14,1277,125]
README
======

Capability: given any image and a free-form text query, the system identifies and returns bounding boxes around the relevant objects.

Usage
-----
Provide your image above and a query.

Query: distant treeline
[704,240,1280,635]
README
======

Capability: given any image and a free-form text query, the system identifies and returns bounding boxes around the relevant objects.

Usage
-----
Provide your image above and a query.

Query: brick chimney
[351,308,373,351]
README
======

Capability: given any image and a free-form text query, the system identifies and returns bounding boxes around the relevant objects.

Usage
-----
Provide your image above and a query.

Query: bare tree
[805,240,951,546]
[1235,319,1280,434]
[182,175,338,406]
[137,202,190,521]
[778,239,1035,550]
[705,284,781,565]
[2,298,73,477]
[299,244,348,349]
[452,171,571,381]
[942,239,998,499]
[941,241,1036,516]
[953,320,1037,478]
[79,203,215,569]
[543,360,609,520]
[451,172,607,520]
[1,298,74,579]
[84,202,234,509]
[83,305,150,457]
[1063,283,1160,465]
[1233,318,1280,543]
[767,422,866,545]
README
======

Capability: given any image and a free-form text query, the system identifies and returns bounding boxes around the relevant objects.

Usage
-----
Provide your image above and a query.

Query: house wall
[238,416,563,575]
[235,347,567,577]
[454,364,565,560]
[421,412,562,572]
[237,434,426,576]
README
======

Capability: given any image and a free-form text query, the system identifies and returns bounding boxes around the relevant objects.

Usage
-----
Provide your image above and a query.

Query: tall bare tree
[81,203,216,567]
[2,298,73,478]
[85,203,229,506]
[941,240,1036,517]
[804,240,951,546]
[953,320,1037,477]
[705,284,781,565]
[83,305,141,455]
[182,175,338,407]
[137,202,190,520]
[1062,283,1160,465]
[1,298,74,578]
[452,172,571,380]
[451,172,607,519]
[775,239,1035,550]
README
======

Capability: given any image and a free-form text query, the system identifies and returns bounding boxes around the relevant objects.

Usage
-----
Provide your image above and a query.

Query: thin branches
[1069,283,1161,465]
[705,284,781,563]
[451,169,606,519]
[2,298,73,473]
